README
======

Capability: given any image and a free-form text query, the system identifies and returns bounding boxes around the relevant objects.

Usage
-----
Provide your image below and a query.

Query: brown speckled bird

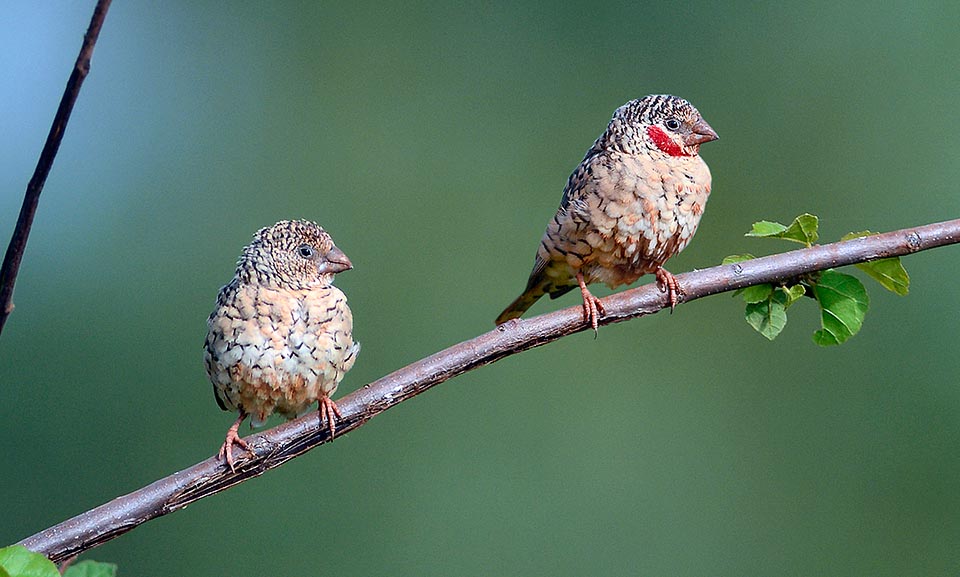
[204,220,359,471]
[495,95,718,331]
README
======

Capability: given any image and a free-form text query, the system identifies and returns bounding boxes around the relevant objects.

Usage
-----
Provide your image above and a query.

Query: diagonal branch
[0,0,112,335]
[16,218,960,562]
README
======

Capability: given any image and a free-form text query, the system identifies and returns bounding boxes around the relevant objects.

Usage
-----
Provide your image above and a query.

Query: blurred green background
[3,1,959,575]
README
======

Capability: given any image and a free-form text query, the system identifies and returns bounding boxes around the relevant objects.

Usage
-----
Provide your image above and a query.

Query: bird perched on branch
[495,94,718,332]
[204,220,359,471]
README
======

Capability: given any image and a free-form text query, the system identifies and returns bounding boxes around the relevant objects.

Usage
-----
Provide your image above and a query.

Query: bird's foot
[655,267,682,312]
[577,272,606,336]
[218,413,254,473]
[320,396,343,439]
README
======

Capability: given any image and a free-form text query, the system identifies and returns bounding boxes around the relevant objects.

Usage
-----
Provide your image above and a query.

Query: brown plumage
[496,95,718,331]
[204,220,359,471]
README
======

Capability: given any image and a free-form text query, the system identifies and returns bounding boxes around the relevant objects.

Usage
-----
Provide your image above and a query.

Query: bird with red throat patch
[495,94,718,332]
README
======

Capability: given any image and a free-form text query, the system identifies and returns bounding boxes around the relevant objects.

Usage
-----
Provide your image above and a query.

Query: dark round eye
[664,118,681,131]
[297,245,315,259]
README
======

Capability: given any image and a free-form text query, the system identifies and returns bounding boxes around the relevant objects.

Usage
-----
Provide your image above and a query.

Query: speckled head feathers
[616,95,699,125]
[601,94,717,157]
[236,220,352,289]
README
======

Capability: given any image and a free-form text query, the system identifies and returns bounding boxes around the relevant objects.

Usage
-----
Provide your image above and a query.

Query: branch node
[906,231,922,250]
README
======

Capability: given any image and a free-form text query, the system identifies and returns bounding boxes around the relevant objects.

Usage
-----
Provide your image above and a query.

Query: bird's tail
[495,287,546,325]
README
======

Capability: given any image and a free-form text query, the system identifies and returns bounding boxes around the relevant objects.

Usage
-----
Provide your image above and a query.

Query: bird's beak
[683,118,719,146]
[317,246,353,275]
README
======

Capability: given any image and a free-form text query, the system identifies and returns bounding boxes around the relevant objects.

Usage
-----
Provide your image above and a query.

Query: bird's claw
[655,267,681,312]
[218,415,254,473]
[577,272,606,336]
[320,396,343,439]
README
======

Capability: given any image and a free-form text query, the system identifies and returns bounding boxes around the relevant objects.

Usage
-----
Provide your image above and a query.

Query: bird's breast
[205,283,357,421]
[576,153,712,286]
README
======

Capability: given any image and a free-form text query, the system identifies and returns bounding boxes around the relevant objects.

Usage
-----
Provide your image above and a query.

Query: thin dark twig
[0,0,112,335]
[17,218,960,563]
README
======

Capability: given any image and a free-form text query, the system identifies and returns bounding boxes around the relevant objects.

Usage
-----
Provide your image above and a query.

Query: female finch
[204,220,359,471]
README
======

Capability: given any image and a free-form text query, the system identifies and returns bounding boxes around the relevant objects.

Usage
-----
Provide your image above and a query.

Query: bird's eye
[297,245,315,259]
[664,118,681,131]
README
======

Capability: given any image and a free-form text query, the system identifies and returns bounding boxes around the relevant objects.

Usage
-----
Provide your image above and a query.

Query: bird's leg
[655,266,681,312]
[319,395,343,439]
[576,272,605,335]
[218,412,253,473]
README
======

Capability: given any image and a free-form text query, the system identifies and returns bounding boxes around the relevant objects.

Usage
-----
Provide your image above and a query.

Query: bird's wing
[494,147,604,325]
[557,145,600,214]
[526,148,603,290]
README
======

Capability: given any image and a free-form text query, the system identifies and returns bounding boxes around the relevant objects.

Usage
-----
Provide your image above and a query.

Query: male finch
[496,95,718,331]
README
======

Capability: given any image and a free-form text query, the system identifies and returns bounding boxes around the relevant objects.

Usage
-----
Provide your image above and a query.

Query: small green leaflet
[745,289,789,340]
[780,285,806,307]
[812,270,869,346]
[721,254,755,265]
[841,231,910,295]
[741,283,772,304]
[0,546,59,577]
[0,547,115,577]
[746,213,819,246]
[745,221,787,237]
[64,561,118,577]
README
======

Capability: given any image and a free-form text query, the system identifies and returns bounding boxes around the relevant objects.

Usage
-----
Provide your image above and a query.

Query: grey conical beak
[683,118,719,146]
[317,246,353,275]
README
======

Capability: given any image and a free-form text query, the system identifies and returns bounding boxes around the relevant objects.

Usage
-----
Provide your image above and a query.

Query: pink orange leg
[655,266,681,312]
[218,412,253,473]
[320,396,343,439]
[577,272,606,335]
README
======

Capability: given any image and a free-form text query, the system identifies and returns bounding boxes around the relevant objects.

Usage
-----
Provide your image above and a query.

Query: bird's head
[238,219,352,289]
[604,94,718,158]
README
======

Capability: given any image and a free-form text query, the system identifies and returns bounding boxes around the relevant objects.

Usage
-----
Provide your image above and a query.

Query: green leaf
[745,214,819,246]
[841,230,910,295]
[745,290,788,340]
[780,213,819,246]
[744,221,787,238]
[856,259,910,296]
[0,546,59,577]
[812,270,869,346]
[841,231,872,241]
[779,284,807,307]
[722,253,755,265]
[741,283,773,304]
[64,561,118,577]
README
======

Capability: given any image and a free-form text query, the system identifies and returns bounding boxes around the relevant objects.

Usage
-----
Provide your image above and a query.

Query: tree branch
[0,0,112,336]
[16,218,960,562]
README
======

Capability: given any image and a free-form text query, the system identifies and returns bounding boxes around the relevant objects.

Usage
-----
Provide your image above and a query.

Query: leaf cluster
[723,214,910,345]
[0,546,115,577]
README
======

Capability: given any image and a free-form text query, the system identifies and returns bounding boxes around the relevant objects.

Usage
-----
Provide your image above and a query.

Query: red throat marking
[646,126,690,157]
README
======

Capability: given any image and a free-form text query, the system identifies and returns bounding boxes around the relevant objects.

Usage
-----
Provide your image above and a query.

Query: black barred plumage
[204,220,359,471]
[496,95,718,332]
